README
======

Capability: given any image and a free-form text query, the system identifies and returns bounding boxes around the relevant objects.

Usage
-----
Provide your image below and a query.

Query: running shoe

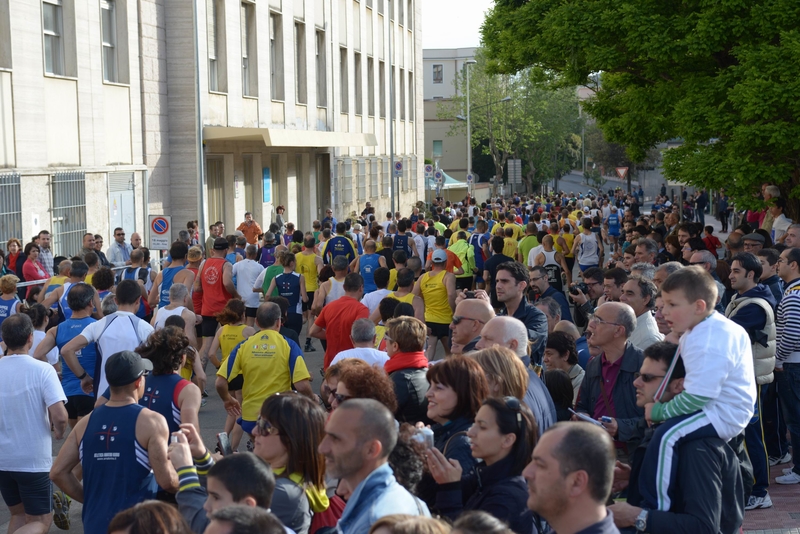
[745,494,773,510]
[53,490,71,530]
[769,452,792,466]
[776,470,800,485]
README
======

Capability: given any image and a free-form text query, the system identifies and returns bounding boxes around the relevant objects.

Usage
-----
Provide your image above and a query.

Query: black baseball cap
[213,237,229,250]
[105,350,153,387]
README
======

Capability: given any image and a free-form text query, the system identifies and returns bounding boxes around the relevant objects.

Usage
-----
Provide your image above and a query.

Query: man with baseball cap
[51,351,179,534]
[414,248,457,359]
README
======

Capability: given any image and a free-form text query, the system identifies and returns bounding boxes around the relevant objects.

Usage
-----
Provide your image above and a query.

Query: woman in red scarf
[384,316,431,424]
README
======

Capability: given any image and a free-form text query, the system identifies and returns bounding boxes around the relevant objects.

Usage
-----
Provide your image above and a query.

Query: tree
[481,0,800,218]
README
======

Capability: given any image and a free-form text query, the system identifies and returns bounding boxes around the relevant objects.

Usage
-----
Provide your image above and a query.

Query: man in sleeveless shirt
[351,239,387,294]
[148,242,195,312]
[41,260,102,322]
[572,217,604,271]
[50,351,179,534]
[414,249,457,359]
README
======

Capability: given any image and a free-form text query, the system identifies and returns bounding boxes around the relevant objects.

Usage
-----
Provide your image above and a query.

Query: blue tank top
[158,265,185,308]
[393,234,411,256]
[607,213,620,233]
[275,272,303,315]
[469,234,489,270]
[225,252,237,265]
[122,268,148,318]
[360,253,381,293]
[59,282,84,321]
[0,296,17,341]
[259,246,277,268]
[56,316,98,397]
[140,374,191,434]
[80,404,157,534]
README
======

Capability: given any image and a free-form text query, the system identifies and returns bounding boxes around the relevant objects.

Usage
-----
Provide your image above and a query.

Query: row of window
[338,155,416,204]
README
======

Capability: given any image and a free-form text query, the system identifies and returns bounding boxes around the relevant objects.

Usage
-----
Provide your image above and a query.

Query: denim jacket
[337,463,429,534]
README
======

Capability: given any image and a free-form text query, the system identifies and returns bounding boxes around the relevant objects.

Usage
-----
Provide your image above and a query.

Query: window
[340,47,348,112]
[367,57,375,116]
[408,71,413,121]
[432,64,442,84]
[269,13,284,100]
[399,68,405,120]
[357,160,366,201]
[354,52,362,115]
[316,30,327,107]
[207,0,227,92]
[388,0,393,20]
[43,0,65,75]
[379,60,385,118]
[295,22,307,104]
[369,160,378,197]
[407,0,412,29]
[366,0,373,8]
[100,1,117,82]
[398,0,403,26]
[432,140,443,158]
[0,0,10,69]
[241,2,257,96]
[377,0,384,15]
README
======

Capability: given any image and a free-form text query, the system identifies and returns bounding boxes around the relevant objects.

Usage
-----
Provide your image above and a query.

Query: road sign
[508,159,522,184]
[149,215,172,250]
[466,173,474,184]
[616,167,629,180]
[394,161,403,176]
[434,170,443,184]
[424,164,433,177]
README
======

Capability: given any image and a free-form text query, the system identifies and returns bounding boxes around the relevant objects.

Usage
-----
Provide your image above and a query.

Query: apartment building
[0,0,423,254]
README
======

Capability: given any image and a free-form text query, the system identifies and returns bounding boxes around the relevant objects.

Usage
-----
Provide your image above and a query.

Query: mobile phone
[568,408,605,427]
[600,416,614,424]
[216,432,233,456]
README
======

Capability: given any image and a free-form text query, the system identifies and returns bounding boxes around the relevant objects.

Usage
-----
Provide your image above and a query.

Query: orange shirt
[426,249,463,274]
[315,296,370,369]
[236,221,263,244]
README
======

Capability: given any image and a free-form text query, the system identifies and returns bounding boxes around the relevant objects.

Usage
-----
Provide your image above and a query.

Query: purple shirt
[592,353,623,421]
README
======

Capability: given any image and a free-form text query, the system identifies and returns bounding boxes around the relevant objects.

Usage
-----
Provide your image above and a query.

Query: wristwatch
[634,508,649,532]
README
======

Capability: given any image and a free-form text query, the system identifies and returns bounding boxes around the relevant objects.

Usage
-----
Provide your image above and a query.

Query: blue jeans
[744,387,769,497]
[776,363,800,476]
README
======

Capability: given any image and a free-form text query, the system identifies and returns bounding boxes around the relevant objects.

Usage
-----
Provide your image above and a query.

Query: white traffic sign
[394,161,403,172]
[434,170,443,184]
[466,173,474,184]
[149,215,172,250]
[424,164,433,176]
[616,167,629,180]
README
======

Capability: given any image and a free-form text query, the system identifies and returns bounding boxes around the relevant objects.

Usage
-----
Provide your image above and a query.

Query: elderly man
[130,232,142,250]
[619,276,663,351]
[575,302,645,459]
[784,223,800,248]
[742,233,765,254]
[449,297,495,354]
[535,297,561,334]
[689,250,727,312]
[630,262,655,281]
[634,238,659,266]
[329,318,389,367]
[476,316,556,436]
[529,265,572,322]
[524,423,619,534]
[652,261,682,290]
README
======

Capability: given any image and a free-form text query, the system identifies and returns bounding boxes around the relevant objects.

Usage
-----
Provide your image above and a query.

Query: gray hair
[101,293,118,315]
[338,398,398,459]
[256,302,282,329]
[765,185,780,198]
[615,303,638,338]
[178,229,191,243]
[656,261,683,277]
[58,260,72,275]
[496,316,530,358]
[169,282,189,303]
[536,297,561,321]
[631,262,656,280]
[629,276,658,310]
[694,249,717,270]
[350,318,376,343]
[636,238,659,257]
[789,223,800,232]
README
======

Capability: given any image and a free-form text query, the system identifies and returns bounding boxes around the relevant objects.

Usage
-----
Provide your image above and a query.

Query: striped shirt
[776,278,800,367]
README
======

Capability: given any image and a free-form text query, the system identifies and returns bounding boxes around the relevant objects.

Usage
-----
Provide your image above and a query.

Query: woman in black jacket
[427,397,537,534]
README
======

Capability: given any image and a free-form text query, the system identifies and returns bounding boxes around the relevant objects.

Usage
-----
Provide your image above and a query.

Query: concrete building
[0,0,423,256]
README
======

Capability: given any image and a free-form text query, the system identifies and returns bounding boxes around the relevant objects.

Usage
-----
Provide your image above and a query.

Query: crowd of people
[0,184,798,534]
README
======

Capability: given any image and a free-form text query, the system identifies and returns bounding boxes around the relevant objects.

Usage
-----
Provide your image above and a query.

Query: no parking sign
[149,215,172,250]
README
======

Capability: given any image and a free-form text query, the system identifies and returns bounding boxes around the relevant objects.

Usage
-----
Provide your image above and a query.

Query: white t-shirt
[527,245,544,268]
[361,289,391,314]
[678,311,756,440]
[330,347,389,368]
[772,213,792,242]
[232,259,266,308]
[0,354,66,471]
[81,311,154,395]
[381,221,392,234]
[31,330,59,365]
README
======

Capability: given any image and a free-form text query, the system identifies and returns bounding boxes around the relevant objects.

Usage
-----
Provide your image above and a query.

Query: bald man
[449,298,496,354]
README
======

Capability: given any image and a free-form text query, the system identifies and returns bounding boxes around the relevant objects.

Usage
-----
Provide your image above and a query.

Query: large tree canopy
[482,0,800,215]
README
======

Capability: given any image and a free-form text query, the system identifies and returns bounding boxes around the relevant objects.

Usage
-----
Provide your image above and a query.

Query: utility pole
[464,59,477,196]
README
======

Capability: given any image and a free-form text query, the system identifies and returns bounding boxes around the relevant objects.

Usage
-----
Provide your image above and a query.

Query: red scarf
[384,351,429,375]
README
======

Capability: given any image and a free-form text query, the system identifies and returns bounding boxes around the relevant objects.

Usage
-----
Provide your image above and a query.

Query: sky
[421,0,495,49]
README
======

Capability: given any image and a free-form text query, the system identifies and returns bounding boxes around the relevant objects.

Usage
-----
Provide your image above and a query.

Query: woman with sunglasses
[330,360,397,412]
[427,397,538,534]
[253,392,329,534]
[416,355,489,507]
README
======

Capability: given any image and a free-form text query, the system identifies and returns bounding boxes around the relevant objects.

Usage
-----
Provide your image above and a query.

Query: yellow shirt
[220,324,248,362]
[387,268,398,292]
[226,330,311,421]
[375,324,386,349]
[503,237,519,259]
[449,230,471,245]
[295,251,320,292]
[388,291,415,304]
[555,232,575,258]
[420,270,452,324]
[85,273,94,286]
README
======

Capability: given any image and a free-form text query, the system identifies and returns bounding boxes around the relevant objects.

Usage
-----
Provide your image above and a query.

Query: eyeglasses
[634,372,666,383]
[530,275,547,282]
[115,233,125,237]
[334,393,353,404]
[255,417,280,436]
[586,280,602,287]
[689,261,707,266]
[452,316,485,326]
[503,396,523,429]
[383,335,394,344]
[587,314,622,328]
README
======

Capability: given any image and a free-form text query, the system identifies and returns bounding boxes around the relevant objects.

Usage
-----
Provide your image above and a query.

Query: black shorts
[426,321,451,339]
[245,307,258,318]
[201,316,219,338]
[65,395,94,419]
[0,470,52,516]
[228,375,244,392]
[195,323,202,340]
[302,291,315,312]
[455,277,473,291]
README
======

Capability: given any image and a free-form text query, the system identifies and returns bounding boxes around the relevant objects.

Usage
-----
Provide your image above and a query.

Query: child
[639,266,756,512]
[0,274,21,341]
[702,225,722,258]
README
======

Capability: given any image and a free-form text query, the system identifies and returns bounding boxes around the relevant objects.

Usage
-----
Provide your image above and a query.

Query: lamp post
[463,59,477,195]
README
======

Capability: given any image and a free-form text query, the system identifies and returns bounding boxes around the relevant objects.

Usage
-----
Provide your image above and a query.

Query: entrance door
[206,157,225,226]
[109,173,136,239]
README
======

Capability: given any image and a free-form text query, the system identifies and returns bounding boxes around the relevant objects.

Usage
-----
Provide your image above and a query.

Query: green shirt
[518,235,540,263]
[262,265,285,296]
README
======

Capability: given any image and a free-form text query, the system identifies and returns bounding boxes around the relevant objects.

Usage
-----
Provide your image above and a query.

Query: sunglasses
[634,372,666,383]
[451,316,485,326]
[503,396,523,429]
[255,416,280,436]
[334,393,353,404]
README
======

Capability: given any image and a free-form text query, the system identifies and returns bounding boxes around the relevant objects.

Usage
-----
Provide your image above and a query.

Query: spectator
[333,361,398,413]
[108,500,193,534]
[756,248,784,305]
[652,261,682,290]
[107,227,133,267]
[544,331,585,404]
[318,399,430,533]
[448,297,495,354]
[568,267,605,329]
[619,276,663,351]
[384,316,430,424]
[329,318,389,367]
[369,515,450,534]
[544,369,576,422]
[601,267,628,303]
[451,510,515,534]
[476,316,557,437]
[22,242,47,290]
[236,212,263,245]
[471,346,528,400]
[630,262,655,281]
[534,296,561,334]
[523,422,618,534]
[494,261,549,364]
[310,272,370,369]
[321,359,370,411]
[206,505,285,534]
[553,320,592,369]
[529,265,572,322]
[0,314,68,533]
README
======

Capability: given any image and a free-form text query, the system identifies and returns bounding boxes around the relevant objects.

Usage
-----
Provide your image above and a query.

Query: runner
[414,249,456,359]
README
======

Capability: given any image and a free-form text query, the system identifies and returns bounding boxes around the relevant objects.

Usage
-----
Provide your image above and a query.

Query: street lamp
[464,59,477,194]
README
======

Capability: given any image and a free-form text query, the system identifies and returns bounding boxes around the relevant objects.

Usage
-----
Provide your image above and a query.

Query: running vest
[393,234,412,256]
[200,258,232,316]
[122,268,149,318]
[468,233,489,270]
[258,246,277,269]
[219,324,247,361]
[44,275,66,310]
[275,271,303,315]
[0,296,18,340]
[577,232,599,265]
[225,252,237,265]
[153,306,185,330]
[541,250,564,291]
[56,316,97,398]
[158,265,185,308]
[59,282,85,320]
[140,373,192,434]
[420,270,452,324]
[359,253,382,293]
[296,252,320,292]
[80,404,157,534]
[607,213,621,234]
[325,278,345,304]
[388,291,415,305]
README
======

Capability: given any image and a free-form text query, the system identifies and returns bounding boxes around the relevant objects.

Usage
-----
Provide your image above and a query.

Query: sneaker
[200,397,207,407]
[202,389,209,398]
[769,452,792,466]
[52,490,71,530]
[745,494,773,510]
[775,470,800,485]
[305,339,316,352]
[782,467,796,476]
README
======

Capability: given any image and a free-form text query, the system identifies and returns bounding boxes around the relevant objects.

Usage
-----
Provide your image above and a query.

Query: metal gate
[50,171,87,257]
[0,173,22,251]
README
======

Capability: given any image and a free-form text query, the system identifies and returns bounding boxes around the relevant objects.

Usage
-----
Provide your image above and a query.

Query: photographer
[568,267,605,328]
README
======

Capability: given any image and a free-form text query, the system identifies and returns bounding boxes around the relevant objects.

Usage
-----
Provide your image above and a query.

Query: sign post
[615,167,629,180]
[149,215,172,250]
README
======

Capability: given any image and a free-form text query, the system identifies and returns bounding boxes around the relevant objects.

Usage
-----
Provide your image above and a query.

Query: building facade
[0,0,423,256]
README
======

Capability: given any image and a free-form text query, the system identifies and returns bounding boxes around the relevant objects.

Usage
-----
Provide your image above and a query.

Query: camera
[411,427,435,449]
[569,282,589,296]
[464,291,476,299]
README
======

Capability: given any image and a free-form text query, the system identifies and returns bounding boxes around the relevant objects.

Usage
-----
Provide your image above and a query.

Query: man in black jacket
[494,261,549,365]
[608,342,744,534]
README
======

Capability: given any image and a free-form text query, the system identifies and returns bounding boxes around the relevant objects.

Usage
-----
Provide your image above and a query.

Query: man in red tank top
[193,237,240,373]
